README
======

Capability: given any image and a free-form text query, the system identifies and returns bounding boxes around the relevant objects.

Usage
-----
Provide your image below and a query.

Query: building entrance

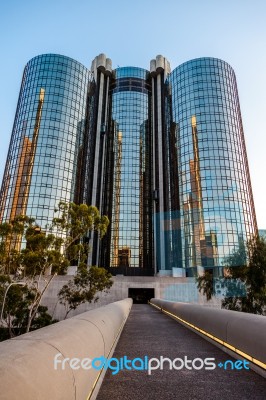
[128,288,155,304]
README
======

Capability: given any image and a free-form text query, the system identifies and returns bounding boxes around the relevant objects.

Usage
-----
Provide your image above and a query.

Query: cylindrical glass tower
[0,53,258,277]
[0,54,89,233]
[103,67,153,271]
[169,57,257,276]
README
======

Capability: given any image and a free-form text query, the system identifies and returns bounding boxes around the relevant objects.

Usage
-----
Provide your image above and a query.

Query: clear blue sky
[1,0,266,227]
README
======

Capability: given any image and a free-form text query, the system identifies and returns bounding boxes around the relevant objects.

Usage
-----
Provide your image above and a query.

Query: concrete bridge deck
[96,304,266,400]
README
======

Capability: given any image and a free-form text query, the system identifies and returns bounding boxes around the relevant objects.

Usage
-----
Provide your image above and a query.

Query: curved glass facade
[104,67,152,270]
[0,54,89,231]
[169,58,257,275]
[0,53,258,276]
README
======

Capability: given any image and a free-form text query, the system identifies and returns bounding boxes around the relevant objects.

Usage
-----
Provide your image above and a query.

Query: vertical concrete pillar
[89,55,112,266]
[150,55,171,275]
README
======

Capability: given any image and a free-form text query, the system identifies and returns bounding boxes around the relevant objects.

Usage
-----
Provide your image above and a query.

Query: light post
[0,282,27,326]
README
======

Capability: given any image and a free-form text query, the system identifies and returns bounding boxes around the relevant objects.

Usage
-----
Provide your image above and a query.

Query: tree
[53,202,112,319]
[52,202,109,263]
[58,266,113,319]
[21,223,69,332]
[196,270,214,301]
[0,215,34,276]
[0,202,111,337]
[197,239,246,303]
[0,275,55,339]
[0,215,68,335]
[197,235,266,315]
[222,236,266,314]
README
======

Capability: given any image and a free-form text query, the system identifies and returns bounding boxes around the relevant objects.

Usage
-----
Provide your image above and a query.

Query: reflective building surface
[0,53,257,275]
[169,58,257,276]
[105,67,152,271]
[0,54,89,242]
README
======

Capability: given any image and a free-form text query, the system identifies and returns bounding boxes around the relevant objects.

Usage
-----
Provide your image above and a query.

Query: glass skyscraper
[169,58,257,276]
[0,54,89,242]
[0,53,257,276]
[106,67,152,271]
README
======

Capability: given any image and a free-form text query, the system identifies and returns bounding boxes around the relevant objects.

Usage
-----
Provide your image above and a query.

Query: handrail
[0,298,132,400]
[150,298,266,372]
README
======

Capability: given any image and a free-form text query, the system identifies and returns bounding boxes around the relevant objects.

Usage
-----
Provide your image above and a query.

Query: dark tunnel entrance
[128,288,155,304]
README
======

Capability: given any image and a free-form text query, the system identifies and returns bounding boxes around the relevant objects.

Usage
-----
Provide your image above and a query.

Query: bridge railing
[0,298,132,400]
[150,298,266,376]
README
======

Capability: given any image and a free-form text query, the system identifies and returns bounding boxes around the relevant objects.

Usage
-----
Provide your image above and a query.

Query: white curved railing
[150,298,266,374]
[0,298,132,400]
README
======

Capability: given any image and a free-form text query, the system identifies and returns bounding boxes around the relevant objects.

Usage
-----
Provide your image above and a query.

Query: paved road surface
[96,304,266,400]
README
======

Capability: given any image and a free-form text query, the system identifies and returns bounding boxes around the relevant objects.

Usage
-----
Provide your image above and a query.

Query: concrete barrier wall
[0,298,132,400]
[150,298,266,368]
[41,275,221,320]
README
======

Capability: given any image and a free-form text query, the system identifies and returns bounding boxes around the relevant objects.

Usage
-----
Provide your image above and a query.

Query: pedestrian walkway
[96,304,266,400]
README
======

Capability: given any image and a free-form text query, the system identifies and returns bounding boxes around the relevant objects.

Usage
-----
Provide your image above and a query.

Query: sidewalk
[96,304,266,400]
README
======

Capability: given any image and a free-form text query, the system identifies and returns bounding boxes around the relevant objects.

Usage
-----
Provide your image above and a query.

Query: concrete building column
[150,55,171,275]
[88,54,112,266]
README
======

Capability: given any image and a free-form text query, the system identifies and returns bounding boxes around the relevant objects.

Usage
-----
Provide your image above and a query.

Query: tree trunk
[25,274,56,332]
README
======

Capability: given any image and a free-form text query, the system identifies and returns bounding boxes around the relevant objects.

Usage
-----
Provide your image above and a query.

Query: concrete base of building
[41,275,222,321]
[157,268,186,277]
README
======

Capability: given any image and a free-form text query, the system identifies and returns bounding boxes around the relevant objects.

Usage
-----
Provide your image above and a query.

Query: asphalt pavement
[96,304,266,400]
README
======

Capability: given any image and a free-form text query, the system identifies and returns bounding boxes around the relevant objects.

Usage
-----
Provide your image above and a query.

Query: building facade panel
[169,58,257,276]
[0,53,258,276]
[0,54,89,233]
[102,67,153,272]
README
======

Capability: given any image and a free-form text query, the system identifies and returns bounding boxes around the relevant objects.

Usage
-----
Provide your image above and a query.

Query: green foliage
[22,227,69,276]
[51,202,109,271]
[0,214,71,337]
[0,202,110,338]
[197,235,266,315]
[222,236,266,314]
[0,216,34,275]
[223,238,247,271]
[30,305,57,330]
[53,202,109,255]
[196,270,214,301]
[0,275,56,338]
[58,266,113,319]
